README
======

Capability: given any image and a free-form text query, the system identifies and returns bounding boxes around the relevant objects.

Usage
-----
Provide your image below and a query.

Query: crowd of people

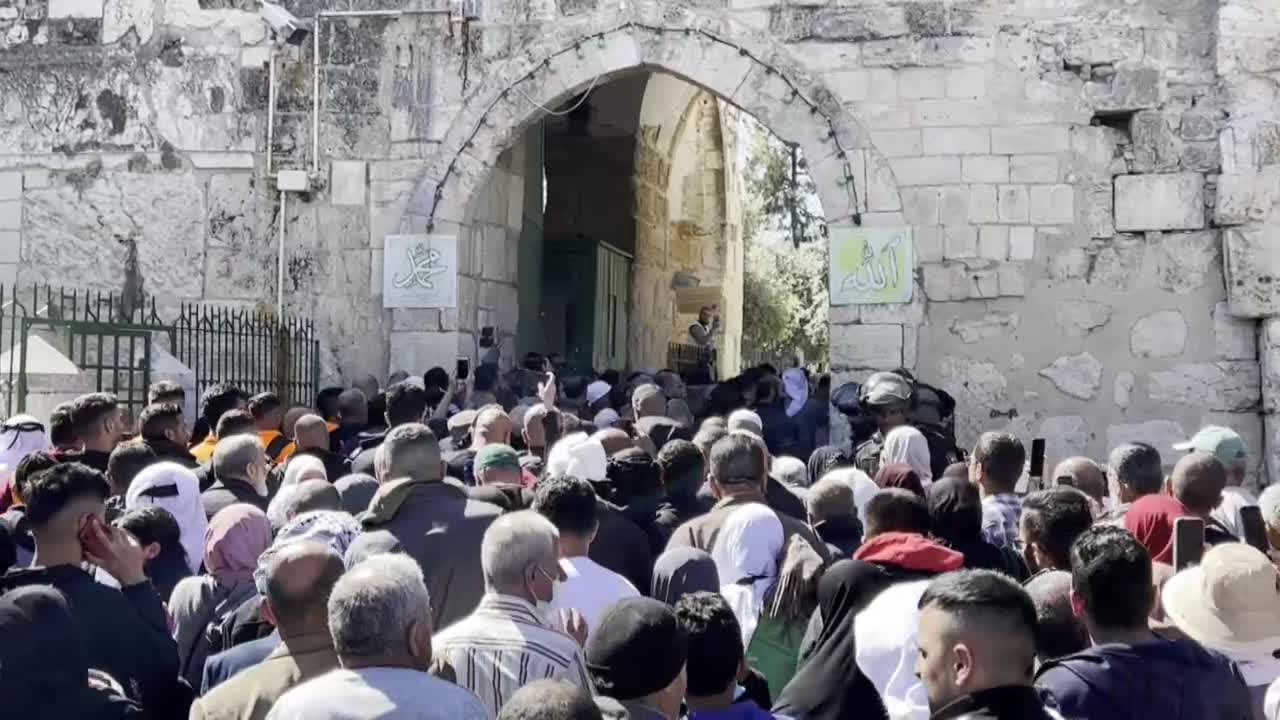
[0,358,1278,720]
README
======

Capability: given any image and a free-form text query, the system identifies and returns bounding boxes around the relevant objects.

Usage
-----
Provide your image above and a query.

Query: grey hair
[328,553,431,660]
[382,423,441,482]
[808,475,856,521]
[772,456,808,489]
[1107,443,1163,496]
[1260,485,1280,531]
[481,510,559,591]
[213,434,264,481]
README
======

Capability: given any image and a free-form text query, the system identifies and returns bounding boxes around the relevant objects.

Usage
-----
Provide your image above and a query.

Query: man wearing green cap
[466,443,534,511]
[1174,425,1257,538]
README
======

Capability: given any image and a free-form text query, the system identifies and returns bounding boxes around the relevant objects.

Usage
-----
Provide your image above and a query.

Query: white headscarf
[545,433,608,482]
[0,415,50,499]
[126,462,208,573]
[881,426,933,486]
[267,455,328,529]
[783,369,809,417]
[710,503,784,649]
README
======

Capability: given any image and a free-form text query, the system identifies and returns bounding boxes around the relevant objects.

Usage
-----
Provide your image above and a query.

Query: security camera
[259,2,311,46]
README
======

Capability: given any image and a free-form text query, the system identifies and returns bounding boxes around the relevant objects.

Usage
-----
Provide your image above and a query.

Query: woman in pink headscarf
[168,503,272,688]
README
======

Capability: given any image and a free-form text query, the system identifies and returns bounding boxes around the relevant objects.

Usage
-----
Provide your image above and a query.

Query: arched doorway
[394,5,900,373]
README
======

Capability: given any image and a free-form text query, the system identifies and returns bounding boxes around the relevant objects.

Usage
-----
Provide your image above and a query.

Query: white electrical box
[277,170,311,192]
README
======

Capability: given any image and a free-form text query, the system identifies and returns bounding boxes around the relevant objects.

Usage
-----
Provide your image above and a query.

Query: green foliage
[741,118,828,362]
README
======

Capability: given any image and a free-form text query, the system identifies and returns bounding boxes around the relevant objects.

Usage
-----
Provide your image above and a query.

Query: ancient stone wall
[4,0,1278,481]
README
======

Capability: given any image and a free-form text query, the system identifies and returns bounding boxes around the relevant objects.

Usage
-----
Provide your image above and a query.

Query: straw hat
[1162,543,1280,656]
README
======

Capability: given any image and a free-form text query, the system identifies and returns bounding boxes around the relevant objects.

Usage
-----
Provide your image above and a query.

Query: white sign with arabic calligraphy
[829,226,913,306]
[383,234,458,308]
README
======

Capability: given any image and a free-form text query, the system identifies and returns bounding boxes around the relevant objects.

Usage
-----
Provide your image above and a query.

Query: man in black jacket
[288,414,351,482]
[916,569,1060,719]
[350,382,429,476]
[66,392,125,473]
[137,402,198,469]
[201,434,271,518]
[0,462,182,714]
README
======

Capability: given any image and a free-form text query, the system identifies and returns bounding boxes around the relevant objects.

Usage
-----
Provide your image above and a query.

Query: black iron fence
[0,284,318,421]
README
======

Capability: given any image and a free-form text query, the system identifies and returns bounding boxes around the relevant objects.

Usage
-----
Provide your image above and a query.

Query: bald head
[263,541,346,636]
[1024,570,1088,663]
[592,428,632,457]
[338,389,367,426]
[282,406,311,439]
[290,478,341,516]
[632,383,666,419]
[1052,457,1106,502]
[294,414,329,450]
[1170,451,1227,516]
[472,406,511,447]
[498,679,603,720]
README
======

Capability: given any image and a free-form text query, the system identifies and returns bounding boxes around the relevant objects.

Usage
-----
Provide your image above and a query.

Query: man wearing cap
[444,405,511,485]
[1175,426,1258,538]
[466,444,535,511]
[1162,542,1280,718]
[586,597,689,720]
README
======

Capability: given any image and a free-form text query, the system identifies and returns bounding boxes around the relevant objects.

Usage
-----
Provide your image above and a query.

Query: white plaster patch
[1039,352,1103,400]
[1130,310,1187,359]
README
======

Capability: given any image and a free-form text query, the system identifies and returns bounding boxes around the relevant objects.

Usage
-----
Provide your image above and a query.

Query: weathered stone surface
[1087,235,1147,291]
[1214,302,1257,360]
[1114,371,1135,409]
[1054,300,1112,336]
[23,171,206,301]
[1154,230,1220,294]
[1105,420,1188,466]
[1216,169,1280,226]
[1114,173,1205,232]
[1225,224,1280,318]
[1130,110,1180,173]
[830,324,903,370]
[331,160,367,207]
[937,355,1009,446]
[1041,416,1089,465]
[1147,362,1261,411]
[1131,310,1187,359]
[1039,352,1103,400]
[949,311,1018,344]
[1085,64,1162,114]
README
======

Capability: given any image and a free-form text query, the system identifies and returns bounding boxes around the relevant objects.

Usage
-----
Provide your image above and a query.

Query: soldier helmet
[859,371,913,407]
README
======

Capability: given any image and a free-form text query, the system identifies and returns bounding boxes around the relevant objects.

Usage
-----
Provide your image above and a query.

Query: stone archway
[395,3,901,370]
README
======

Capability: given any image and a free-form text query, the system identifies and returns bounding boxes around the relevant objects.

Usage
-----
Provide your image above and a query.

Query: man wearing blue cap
[1174,426,1258,538]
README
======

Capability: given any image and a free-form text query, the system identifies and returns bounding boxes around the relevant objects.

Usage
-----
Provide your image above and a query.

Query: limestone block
[938,355,1009,446]
[388,330,459,378]
[1131,310,1187,359]
[1054,300,1113,336]
[866,155,901,212]
[1029,184,1074,225]
[0,232,18,264]
[901,187,940,226]
[969,185,997,224]
[922,263,969,302]
[0,172,20,201]
[969,267,999,299]
[330,161,367,207]
[997,263,1028,297]
[944,226,977,259]
[1114,173,1205,232]
[899,68,947,99]
[1147,362,1262,411]
[1263,318,1280,416]
[1215,169,1280,226]
[1155,230,1220,295]
[103,0,154,43]
[997,185,1028,223]
[990,126,1069,155]
[978,226,1008,261]
[1009,227,1035,261]
[1039,352,1103,400]
[1225,224,1280,317]
[912,99,996,128]
[1114,371,1135,409]
[0,201,18,231]
[1085,64,1162,114]
[1041,416,1089,465]
[859,289,926,326]
[49,0,103,18]
[962,156,1008,184]
[1105,421,1188,466]
[938,186,969,226]
[1088,234,1147,291]
[1214,302,1257,360]
[1083,178,1116,238]
[1010,155,1058,184]
[22,172,205,300]
[915,226,944,263]
[922,127,989,155]
[1130,110,1180,173]
[871,130,922,158]
[23,170,50,191]
[949,312,1018,344]
[830,324,903,370]
[891,156,960,186]
[947,67,986,98]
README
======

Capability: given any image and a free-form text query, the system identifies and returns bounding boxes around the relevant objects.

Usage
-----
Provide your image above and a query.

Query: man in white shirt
[1176,426,1257,537]
[534,475,639,633]
[432,511,593,717]
[267,553,487,720]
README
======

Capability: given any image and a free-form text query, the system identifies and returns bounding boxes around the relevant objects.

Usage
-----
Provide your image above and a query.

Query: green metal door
[594,243,630,371]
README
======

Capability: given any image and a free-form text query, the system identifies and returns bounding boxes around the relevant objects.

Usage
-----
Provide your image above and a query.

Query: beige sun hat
[1161,543,1280,656]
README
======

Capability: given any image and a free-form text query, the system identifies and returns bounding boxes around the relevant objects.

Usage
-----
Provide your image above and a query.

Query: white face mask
[530,563,559,617]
